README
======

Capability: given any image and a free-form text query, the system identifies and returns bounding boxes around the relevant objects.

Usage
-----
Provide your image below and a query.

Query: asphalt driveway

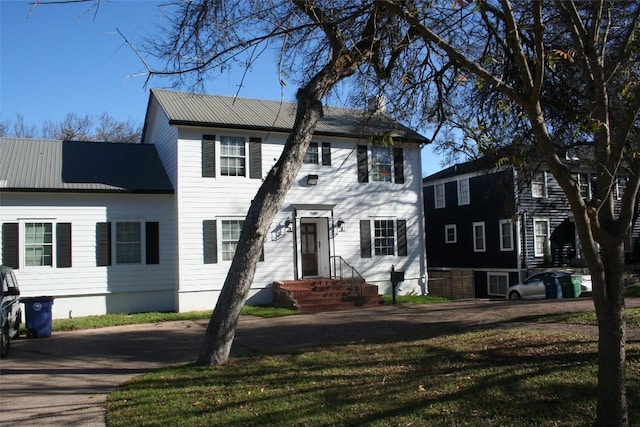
[1,298,638,426]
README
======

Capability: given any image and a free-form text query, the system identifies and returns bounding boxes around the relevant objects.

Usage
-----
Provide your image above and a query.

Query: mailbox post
[390,265,405,305]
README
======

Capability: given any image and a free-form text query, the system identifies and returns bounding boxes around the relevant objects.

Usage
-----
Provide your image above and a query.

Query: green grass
[106,327,640,427]
[45,296,447,332]
[48,306,298,332]
[380,294,449,305]
[512,307,640,328]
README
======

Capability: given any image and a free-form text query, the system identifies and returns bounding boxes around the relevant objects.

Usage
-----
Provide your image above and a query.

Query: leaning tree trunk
[196,61,358,366]
[594,241,628,427]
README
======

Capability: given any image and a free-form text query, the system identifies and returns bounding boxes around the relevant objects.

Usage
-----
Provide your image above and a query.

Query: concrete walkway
[1,298,638,426]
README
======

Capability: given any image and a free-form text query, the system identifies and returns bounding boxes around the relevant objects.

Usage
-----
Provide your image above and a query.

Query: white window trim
[532,172,547,198]
[457,177,470,205]
[20,220,57,269]
[113,220,146,265]
[533,218,550,258]
[445,224,457,244]
[219,217,246,262]
[434,183,445,208]
[499,219,514,251]
[472,221,486,252]
[218,135,248,178]
[488,272,509,296]
[370,146,393,183]
[373,218,396,256]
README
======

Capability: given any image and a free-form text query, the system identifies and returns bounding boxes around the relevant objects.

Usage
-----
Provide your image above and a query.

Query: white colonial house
[0,89,428,318]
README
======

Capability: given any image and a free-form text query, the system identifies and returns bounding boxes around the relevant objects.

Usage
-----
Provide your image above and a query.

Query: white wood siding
[0,192,177,318]
[173,126,426,312]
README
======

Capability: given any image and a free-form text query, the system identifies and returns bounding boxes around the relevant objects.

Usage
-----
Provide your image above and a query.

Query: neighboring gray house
[0,89,429,318]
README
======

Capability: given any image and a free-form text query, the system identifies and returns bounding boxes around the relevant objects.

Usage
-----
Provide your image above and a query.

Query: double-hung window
[374,220,395,255]
[457,178,470,205]
[473,222,486,252]
[220,136,246,176]
[445,224,457,243]
[357,145,404,184]
[359,219,407,258]
[24,223,53,267]
[2,222,72,269]
[434,183,445,208]
[116,222,141,264]
[531,172,547,198]
[371,147,393,182]
[533,219,550,257]
[221,220,244,261]
[304,142,319,164]
[499,219,514,251]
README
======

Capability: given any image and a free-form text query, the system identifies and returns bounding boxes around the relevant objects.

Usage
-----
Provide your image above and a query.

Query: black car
[1,266,22,358]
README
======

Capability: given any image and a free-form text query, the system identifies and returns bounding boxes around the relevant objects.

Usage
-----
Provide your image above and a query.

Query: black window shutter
[397,220,407,256]
[393,148,404,184]
[322,142,332,166]
[2,223,19,269]
[96,222,112,266]
[360,220,372,258]
[202,135,216,178]
[56,223,72,268]
[357,145,369,183]
[203,220,218,264]
[145,222,160,265]
[250,137,262,179]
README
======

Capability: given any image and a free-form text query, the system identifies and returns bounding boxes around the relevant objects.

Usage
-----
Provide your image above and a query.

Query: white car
[506,270,591,300]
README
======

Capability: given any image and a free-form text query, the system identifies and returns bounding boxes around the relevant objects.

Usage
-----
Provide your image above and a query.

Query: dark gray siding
[424,169,518,270]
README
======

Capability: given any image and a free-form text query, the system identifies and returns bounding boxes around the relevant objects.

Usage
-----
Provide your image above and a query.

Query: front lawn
[106,327,640,426]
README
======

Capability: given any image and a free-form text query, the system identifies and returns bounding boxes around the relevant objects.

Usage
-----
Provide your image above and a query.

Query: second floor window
[457,178,470,205]
[371,147,393,182]
[532,172,547,198]
[220,136,246,176]
[435,183,445,208]
[304,142,319,164]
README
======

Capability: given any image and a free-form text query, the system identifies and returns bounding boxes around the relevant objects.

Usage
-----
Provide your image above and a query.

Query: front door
[301,223,318,276]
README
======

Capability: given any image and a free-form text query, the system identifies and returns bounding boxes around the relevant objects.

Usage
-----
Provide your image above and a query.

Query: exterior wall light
[284,217,293,232]
[307,174,319,186]
[336,218,345,232]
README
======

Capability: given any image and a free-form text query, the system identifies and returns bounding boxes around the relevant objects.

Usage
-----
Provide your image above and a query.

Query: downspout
[418,145,429,295]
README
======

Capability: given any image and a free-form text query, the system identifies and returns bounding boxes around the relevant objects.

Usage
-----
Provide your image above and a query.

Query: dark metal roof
[0,137,174,193]
[148,89,429,144]
[422,157,502,183]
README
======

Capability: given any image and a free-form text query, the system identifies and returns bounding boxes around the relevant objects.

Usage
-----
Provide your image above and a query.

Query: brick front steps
[272,279,382,314]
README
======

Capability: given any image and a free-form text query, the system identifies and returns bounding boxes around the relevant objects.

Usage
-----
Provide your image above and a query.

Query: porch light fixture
[284,217,293,232]
[307,174,319,186]
[336,218,345,232]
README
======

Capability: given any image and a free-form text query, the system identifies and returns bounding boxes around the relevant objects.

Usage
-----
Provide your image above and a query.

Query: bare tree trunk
[196,65,353,365]
[594,242,628,427]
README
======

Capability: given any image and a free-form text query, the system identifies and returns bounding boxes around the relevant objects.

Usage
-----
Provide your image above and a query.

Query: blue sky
[1,0,444,176]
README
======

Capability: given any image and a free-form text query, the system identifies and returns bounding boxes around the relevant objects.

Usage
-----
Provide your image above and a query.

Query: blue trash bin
[22,296,54,338]
[543,277,557,299]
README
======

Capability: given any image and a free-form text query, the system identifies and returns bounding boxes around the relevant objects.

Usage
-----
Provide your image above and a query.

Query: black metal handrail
[330,256,365,294]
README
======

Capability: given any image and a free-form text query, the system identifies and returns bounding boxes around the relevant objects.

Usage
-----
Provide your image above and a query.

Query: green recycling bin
[559,276,581,298]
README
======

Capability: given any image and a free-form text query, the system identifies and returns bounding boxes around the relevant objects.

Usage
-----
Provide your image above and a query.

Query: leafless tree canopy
[1,112,142,142]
